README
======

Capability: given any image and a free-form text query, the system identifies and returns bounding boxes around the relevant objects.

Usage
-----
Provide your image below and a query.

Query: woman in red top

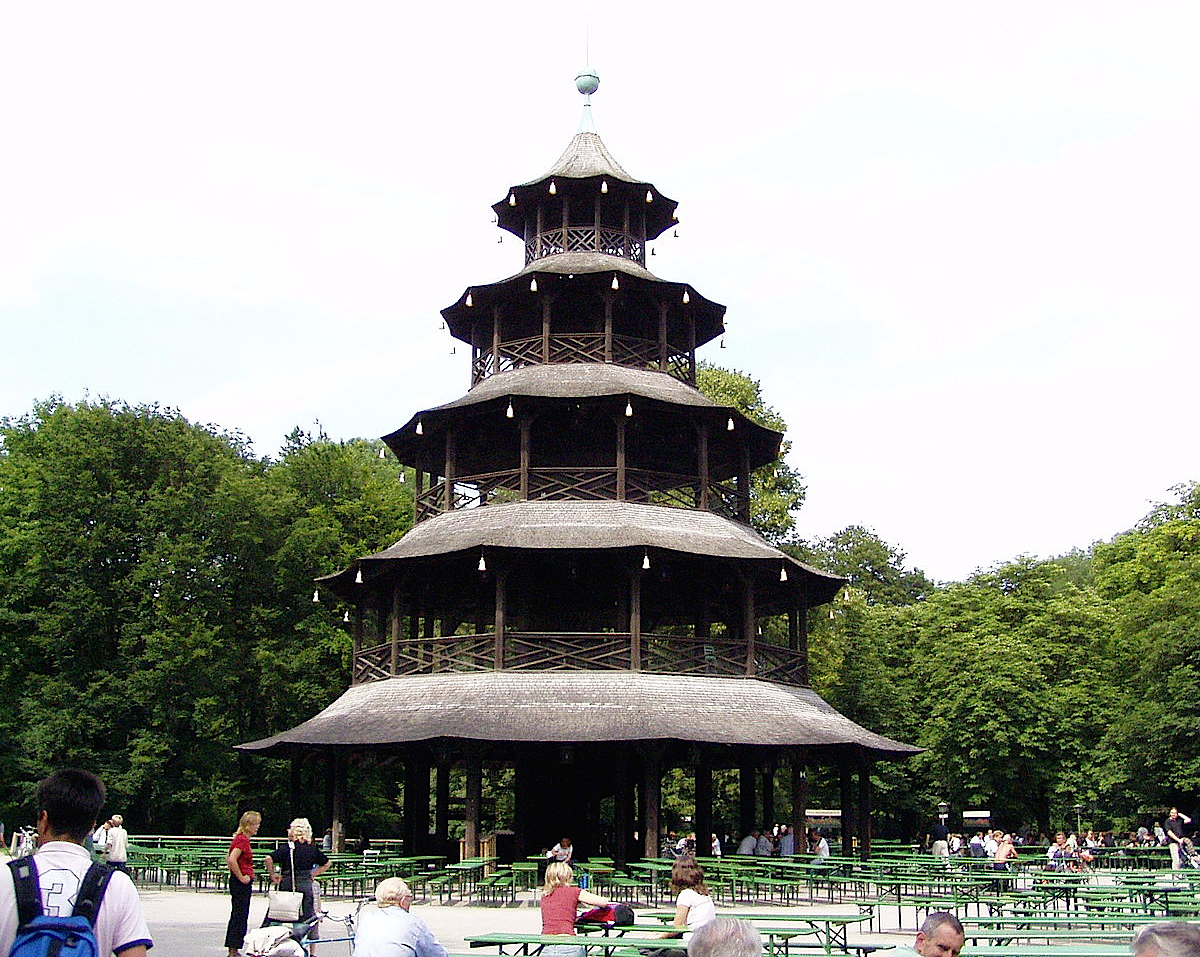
[540,862,610,957]
[224,809,262,956]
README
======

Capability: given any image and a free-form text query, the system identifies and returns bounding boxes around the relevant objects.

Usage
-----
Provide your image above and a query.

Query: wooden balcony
[353,631,807,686]
[413,466,748,524]
[471,333,693,385]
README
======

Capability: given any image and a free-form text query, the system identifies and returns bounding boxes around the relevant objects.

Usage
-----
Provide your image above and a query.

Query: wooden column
[739,763,757,836]
[494,568,507,670]
[616,417,627,501]
[839,762,854,857]
[519,417,531,500]
[858,758,873,860]
[738,448,751,524]
[491,306,501,373]
[404,757,430,855]
[688,314,697,382]
[742,574,756,676]
[799,597,810,684]
[694,750,713,861]
[464,751,483,860]
[630,567,642,671]
[390,586,402,677]
[604,294,614,362]
[697,424,709,511]
[760,761,776,829]
[443,431,456,513]
[434,754,451,854]
[790,753,808,854]
[658,302,669,371]
[542,298,551,363]
[614,750,632,868]
[641,744,664,861]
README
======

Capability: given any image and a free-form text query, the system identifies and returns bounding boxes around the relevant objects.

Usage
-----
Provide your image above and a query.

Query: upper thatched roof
[534,131,637,183]
[235,671,920,758]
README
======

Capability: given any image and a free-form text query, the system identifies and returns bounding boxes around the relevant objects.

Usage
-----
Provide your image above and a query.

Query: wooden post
[542,298,552,363]
[604,294,614,363]
[616,417,627,501]
[520,418,531,501]
[790,753,808,854]
[614,750,631,868]
[330,753,346,852]
[739,763,757,837]
[694,750,713,861]
[799,597,809,684]
[739,448,751,524]
[390,586,402,677]
[742,574,756,676]
[642,744,664,860]
[658,302,669,371]
[494,568,507,670]
[858,757,873,860]
[491,306,501,374]
[697,424,709,511]
[839,762,854,857]
[630,566,642,671]
[464,751,483,859]
[443,431,456,513]
[761,761,776,830]
[435,754,451,855]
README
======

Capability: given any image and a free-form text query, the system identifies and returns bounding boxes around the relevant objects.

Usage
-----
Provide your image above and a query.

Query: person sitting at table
[875,911,965,957]
[993,833,1018,871]
[546,837,574,864]
[809,828,830,862]
[355,877,448,957]
[540,862,611,957]
[658,854,716,949]
[689,918,763,957]
[1045,831,1075,871]
[1131,921,1200,957]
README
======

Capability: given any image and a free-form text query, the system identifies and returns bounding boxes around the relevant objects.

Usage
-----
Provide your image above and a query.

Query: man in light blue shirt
[874,912,964,957]
[354,878,448,957]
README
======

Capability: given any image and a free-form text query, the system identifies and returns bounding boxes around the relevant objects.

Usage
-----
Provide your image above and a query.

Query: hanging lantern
[642,552,651,570]
[508,192,516,206]
[682,290,690,304]
[415,420,423,435]
[478,554,487,572]
[780,566,788,582]
[465,291,473,307]
[355,569,363,584]
[506,400,514,419]
[312,590,320,603]
[645,190,654,203]
[549,181,557,195]
[601,180,608,193]
[625,401,633,417]
[530,277,538,292]
[727,417,735,431]
[611,275,619,290]
[398,470,406,484]
[378,447,386,459]
[343,610,351,623]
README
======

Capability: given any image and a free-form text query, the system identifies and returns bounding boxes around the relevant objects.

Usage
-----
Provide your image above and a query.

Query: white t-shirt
[0,841,153,955]
[105,827,128,864]
[677,887,715,930]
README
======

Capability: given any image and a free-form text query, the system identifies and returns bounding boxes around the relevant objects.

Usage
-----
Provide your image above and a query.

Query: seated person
[354,878,448,957]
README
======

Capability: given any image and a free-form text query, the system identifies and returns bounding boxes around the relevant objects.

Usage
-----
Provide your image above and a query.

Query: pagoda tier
[384,365,778,525]
[444,254,725,387]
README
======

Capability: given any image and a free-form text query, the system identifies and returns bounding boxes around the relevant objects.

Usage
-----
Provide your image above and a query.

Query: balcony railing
[524,226,645,266]
[413,467,748,524]
[353,631,807,685]
[471,333,692,385]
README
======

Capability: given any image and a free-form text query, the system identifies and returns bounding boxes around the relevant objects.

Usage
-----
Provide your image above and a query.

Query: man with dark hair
[0,769,152,955]
[876,912,965,957]
[1164,808,1193,870]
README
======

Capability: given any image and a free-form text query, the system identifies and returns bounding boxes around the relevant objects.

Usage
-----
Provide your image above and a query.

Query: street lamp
[1072,803,1085,836]
[937,801,950,823]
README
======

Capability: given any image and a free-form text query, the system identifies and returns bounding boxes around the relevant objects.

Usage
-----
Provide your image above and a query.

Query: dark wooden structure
[239,75,917,863]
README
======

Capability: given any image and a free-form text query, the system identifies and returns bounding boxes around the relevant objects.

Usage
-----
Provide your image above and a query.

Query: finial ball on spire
[575,70,600,96]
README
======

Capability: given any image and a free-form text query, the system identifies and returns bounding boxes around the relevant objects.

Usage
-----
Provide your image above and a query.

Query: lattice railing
[353,632,807,685]
[414,467,745,523]
[525,227,646,266]
[471,335,691,386]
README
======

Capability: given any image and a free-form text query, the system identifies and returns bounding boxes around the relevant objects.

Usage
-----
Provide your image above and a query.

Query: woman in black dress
[263,817,330,927]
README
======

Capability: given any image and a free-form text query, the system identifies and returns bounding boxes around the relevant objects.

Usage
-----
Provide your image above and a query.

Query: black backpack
[7,857,112,957]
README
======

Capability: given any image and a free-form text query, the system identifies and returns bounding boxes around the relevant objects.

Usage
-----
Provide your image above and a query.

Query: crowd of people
[660,824,833,861]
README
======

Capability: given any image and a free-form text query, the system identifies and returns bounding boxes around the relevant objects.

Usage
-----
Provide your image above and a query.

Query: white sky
[2,1,1197,583]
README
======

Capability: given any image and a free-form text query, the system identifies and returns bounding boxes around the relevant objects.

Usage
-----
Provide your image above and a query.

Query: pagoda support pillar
[519,417,531,500]
[464,749,483,860]
[761,760,776,829]
[641,743,664,860]
[858,756,873,860]
[694,749,713,860]
[790,752,808,854]
[658,303,669,371]
[542,299,551,363]
[327,752,347,852]
[629,567,642,671]
[390,586,402,676]
[494,568,507,669]
[614,749,632,868]
[404,755,431,856]
[604,294,614,362]
[739,763,757,836]
[434,750,451,856]
[442,431,456,513]
[742,574,756,676]
[839,762,854,857]
[616,417,626,500]
[697,423,709,511]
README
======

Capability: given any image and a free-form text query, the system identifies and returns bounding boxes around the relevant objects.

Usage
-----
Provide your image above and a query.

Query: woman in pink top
[540,862,610,957]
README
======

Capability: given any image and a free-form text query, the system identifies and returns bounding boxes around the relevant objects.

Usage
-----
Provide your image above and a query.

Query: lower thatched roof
[235,672,919,759]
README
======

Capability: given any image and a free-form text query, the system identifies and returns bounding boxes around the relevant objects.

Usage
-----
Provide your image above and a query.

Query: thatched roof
[381,365,781,473]
[235,672,920,758]
[441,256,725,348]
[493,132,679,241]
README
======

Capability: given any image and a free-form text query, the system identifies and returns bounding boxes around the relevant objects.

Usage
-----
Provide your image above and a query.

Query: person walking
[224,810,261,957]
[105,814,129,873]
[1164,808,1194,870]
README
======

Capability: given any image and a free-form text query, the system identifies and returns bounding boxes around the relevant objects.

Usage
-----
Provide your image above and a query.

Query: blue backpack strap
[74,861,112,925]
[7,857,42,929]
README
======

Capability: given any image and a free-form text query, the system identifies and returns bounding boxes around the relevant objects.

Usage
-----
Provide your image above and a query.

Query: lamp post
[1073,803,1084,836]
[937,801,950,825]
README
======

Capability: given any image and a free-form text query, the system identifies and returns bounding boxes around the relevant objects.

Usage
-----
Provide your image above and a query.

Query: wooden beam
[494,568,507,669]
[464,752,483,859]
[790,753,808,854]
[641,743,663,861]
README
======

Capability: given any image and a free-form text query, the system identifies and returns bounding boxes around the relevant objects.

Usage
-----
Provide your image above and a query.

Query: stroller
[1182,837,1200,870]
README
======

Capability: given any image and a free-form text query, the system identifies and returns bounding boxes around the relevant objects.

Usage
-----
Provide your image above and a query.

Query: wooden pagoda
[238,72,917,863]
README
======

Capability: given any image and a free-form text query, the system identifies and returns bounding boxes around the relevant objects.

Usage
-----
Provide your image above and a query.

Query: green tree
[696,364,805,542]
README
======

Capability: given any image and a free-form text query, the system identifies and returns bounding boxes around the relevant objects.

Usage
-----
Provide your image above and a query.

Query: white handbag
[265,843,304,921]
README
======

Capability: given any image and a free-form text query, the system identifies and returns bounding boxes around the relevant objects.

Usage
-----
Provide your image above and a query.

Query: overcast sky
[2,1,1197,583]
